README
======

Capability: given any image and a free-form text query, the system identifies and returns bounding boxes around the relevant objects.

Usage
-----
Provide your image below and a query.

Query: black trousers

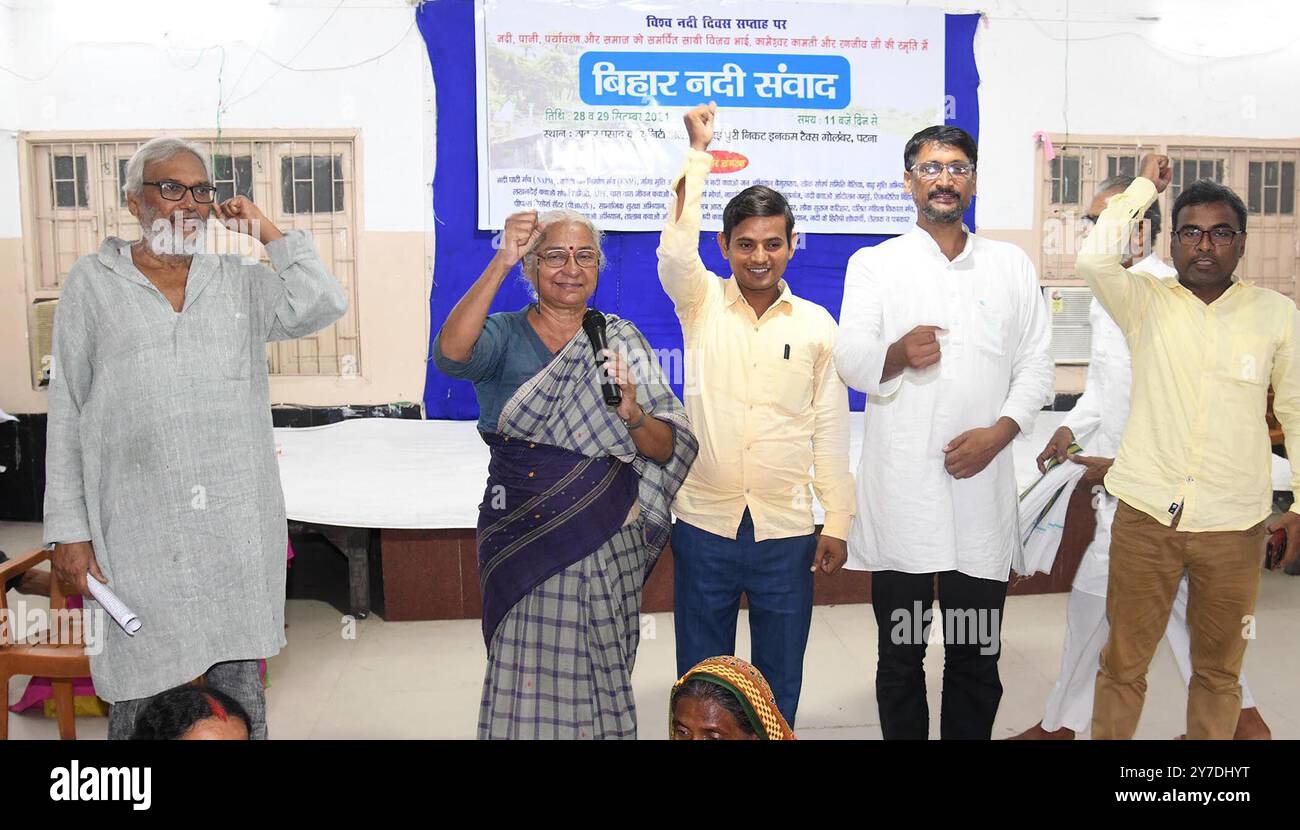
[871,569,1008,740]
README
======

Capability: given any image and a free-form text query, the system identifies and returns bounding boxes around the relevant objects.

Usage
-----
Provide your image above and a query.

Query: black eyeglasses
[1175,225,1244,247]
[143,181,217,204]
[909,161,975,180]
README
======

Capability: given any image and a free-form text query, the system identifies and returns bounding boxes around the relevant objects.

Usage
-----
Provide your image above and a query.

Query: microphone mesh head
[582,308,606,332]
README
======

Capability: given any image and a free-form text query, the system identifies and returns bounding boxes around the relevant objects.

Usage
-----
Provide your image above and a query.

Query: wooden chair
[0,547,92,740]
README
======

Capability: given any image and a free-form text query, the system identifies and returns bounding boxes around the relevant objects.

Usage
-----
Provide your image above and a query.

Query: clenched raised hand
[684,102,718,152]
[496,211,548,267]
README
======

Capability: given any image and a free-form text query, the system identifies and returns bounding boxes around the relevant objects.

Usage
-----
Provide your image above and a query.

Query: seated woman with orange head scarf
[671,656,796,740]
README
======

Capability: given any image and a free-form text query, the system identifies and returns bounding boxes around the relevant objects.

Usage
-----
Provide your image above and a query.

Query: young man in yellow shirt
[656,103,855,726]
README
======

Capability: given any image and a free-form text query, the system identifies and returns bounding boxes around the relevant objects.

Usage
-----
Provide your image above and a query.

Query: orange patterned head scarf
[670,655,796,740]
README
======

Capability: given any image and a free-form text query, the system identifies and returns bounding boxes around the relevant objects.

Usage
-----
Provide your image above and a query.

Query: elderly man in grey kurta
[43,136,347,739]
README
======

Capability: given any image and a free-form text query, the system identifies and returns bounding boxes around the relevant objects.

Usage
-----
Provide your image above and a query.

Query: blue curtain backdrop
[417,2,981,419]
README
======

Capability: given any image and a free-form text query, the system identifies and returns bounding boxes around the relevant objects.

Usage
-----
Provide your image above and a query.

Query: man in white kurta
[1013,179,1269,740]
[835,126,1054,739]
[43,138,347,739]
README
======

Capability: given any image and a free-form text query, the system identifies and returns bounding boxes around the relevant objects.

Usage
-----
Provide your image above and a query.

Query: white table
[274,414,1293,616]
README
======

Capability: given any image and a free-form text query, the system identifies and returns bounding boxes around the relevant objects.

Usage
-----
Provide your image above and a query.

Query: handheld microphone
[582,308,622,408]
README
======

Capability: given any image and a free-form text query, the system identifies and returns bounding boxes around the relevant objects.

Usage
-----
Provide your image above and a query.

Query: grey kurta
[42,230,347,701]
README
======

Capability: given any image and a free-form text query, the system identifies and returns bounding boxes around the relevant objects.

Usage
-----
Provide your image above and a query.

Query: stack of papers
[1014,447,1086,577]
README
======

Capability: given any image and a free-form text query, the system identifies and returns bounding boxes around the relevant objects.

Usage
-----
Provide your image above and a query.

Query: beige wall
[976,228,1038,272]
[0,236,41,414]
[0,230,429,415]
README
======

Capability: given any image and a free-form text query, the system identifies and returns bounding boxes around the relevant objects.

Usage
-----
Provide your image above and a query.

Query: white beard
[139,205,207,261]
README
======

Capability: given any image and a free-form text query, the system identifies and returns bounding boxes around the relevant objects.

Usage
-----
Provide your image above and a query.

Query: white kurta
[835,226,1055,580]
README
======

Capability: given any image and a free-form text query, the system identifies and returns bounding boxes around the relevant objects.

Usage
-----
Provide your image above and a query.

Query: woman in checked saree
[434,209,698,739]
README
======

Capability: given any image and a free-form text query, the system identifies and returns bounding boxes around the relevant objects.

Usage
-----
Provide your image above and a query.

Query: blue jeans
[672,510,816,726]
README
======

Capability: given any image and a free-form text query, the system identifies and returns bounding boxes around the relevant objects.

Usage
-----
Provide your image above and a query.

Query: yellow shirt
[656,150,854,541]
[1077,177,1300,531]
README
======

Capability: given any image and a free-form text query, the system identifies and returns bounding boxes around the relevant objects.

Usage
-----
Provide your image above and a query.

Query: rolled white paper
[85,578,142,636]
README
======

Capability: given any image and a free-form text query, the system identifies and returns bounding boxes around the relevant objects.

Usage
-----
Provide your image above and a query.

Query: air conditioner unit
[1044,286,1092,364]
[30,299,58,388]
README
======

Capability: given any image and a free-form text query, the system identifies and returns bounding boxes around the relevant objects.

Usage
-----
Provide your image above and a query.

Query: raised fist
[1139,154,1172,194]
[496,211,547,267]
[684,102,718,152]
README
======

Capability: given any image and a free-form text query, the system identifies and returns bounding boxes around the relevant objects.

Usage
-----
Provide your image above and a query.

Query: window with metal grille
[1106,155,1137,179]
[1249,161,1295,215]
[116,157,131,206]
[51,154,89,208]
[22,133,361,385]
[213,153,255,203]
[1170,158,1225,203]
[1037,137,1300,304]
[280,154,344,214]
[1050,155,1081,204]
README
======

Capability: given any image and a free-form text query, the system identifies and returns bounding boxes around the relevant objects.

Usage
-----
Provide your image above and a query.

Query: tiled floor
[4,520,1297,740]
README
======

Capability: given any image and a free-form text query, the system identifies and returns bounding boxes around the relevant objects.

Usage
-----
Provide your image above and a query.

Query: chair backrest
[1,547,80,648]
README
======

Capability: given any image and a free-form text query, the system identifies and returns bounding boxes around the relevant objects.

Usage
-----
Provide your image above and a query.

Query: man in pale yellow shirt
[1077,153,1300,740]
[657,103,854,725]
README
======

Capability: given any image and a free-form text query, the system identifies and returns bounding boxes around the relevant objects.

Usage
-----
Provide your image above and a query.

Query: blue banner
[418,3,981,418]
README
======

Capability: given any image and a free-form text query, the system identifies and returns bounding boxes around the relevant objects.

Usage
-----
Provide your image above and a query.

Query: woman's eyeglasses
[539,249,599,268]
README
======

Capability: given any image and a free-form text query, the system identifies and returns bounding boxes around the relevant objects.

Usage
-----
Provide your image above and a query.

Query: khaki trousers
[1092,501,1264,740]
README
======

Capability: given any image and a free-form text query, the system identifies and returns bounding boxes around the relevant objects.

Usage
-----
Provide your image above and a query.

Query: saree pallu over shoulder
[476,432,638,646]
[478,315,698,646]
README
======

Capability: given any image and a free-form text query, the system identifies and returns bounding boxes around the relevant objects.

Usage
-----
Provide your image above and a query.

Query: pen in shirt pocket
[783,344,790,360]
